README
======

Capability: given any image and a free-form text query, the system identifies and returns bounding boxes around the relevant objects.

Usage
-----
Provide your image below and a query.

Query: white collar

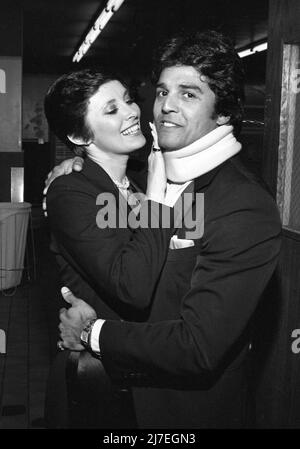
[162,125,241,183]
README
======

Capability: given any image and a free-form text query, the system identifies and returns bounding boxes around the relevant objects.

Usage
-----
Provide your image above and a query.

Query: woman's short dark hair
[44,69,123,156]
[152,30,245,135]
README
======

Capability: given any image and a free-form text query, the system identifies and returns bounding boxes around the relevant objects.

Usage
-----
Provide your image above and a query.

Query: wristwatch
[80,318,99,354]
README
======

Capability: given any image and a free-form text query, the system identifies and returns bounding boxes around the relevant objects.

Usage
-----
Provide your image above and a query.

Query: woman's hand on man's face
[146,149,167,204]
[42,156,84,216]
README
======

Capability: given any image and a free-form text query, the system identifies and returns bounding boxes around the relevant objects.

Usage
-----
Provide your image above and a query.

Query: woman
[44,69,176,428]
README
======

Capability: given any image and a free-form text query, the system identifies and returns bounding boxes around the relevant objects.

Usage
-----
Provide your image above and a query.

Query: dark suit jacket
[99,155,282,428]
[46,157,177,428]
[46,157,174,321]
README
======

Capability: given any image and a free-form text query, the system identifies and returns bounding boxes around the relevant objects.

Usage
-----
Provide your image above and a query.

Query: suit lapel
[193,161,226,193]
[81,157,144,228]
[175,162,227,240]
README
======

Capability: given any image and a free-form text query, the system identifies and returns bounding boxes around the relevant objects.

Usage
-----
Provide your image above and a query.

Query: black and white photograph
[0,0,298,436]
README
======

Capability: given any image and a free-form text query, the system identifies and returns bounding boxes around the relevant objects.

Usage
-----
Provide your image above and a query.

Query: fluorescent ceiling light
[73,0,126,63]
[238,41,268,58]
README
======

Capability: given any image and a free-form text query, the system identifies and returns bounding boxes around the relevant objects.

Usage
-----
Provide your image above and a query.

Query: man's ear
[67,134,92,146]
[216,115,231,126]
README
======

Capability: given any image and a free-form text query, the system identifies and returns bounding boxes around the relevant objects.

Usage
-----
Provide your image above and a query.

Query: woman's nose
[124,103,138,120]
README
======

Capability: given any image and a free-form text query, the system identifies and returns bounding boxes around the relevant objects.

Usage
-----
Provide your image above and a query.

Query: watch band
[80,318,99,355]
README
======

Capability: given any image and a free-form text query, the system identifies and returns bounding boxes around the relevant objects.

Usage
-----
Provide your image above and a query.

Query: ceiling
[22,0,269,77]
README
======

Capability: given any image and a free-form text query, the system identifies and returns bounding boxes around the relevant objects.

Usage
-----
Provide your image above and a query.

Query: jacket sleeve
[100,183,282,384]
[46,177,175,310]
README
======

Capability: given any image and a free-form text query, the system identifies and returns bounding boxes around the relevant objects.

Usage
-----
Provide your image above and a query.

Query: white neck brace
[163,125,241,183]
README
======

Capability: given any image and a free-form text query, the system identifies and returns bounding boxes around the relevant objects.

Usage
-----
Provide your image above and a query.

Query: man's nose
[161,94,178,114]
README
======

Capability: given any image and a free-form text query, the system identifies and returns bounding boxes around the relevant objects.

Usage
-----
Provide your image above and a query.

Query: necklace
[113,175,140,209]
[113,176,130,190]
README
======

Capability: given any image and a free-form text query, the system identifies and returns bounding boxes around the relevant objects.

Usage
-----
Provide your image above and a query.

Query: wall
[0,57,22,151]
[23,74,57,143]
[22,74,58,205]
[0,1,23,201]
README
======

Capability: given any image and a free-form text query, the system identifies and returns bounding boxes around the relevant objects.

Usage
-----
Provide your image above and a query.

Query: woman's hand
[146,149,167,204]
[42,156,84,216]
[146,122,167,204]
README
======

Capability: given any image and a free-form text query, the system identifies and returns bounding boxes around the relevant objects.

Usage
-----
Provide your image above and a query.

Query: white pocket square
[169,235,195,249]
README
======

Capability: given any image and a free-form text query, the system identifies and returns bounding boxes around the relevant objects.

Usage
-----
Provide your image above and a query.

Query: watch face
[80,319,97,348]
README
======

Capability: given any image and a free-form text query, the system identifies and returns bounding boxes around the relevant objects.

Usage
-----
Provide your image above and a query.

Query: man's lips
[158,120,182,128]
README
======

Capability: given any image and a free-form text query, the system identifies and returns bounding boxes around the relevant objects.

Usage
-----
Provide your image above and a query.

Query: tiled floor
[0,226,62,429]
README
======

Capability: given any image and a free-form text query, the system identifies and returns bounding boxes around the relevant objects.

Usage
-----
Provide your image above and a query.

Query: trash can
[0,202,31,291]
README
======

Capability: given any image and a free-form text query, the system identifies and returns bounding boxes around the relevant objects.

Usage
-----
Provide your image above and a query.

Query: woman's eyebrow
[103,99,116,108]
[123,89,131,98]
[102,99,117,111]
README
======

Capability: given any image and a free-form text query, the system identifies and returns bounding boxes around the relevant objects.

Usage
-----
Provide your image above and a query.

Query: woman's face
[85,80,146,154]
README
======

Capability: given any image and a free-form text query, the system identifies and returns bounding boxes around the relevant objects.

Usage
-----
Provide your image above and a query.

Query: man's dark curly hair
[152,30,245,135]
[44,69,124,156]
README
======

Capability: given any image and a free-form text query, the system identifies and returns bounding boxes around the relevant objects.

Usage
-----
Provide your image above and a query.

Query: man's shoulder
[215,156,258,185]
[211,156,272,198]
[199,158,282,247]
[206,156,280,221]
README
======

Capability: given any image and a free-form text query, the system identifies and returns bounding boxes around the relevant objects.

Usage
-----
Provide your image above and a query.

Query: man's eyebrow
[179,83,203,93]
[156,82,167,89]
[155,82,203,93]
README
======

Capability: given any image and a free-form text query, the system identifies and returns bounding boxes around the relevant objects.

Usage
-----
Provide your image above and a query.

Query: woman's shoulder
[47,171,90,194]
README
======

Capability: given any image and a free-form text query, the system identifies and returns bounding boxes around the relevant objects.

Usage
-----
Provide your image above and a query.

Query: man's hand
[59,286,97,351]
[43,156,84,195]
[42,156,84,216]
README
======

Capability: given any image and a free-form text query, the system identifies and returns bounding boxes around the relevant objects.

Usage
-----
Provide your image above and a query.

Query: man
[57,30,281,428]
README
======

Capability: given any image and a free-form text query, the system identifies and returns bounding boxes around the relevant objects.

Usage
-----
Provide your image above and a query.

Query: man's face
[153,65,220,152]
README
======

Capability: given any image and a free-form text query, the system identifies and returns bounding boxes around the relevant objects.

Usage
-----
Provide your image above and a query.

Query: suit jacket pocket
[167,241,200,262]
[169,235,195,249]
